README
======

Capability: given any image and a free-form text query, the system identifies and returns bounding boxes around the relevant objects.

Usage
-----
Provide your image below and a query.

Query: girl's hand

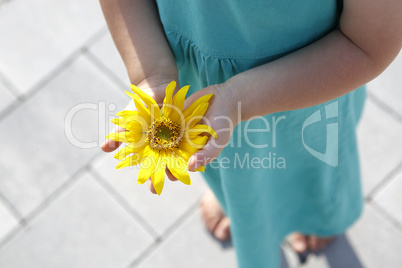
[102,81,239,194]
[101,78,183,194]
[185,83,240,172]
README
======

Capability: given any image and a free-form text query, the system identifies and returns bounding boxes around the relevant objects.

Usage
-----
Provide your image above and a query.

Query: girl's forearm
[99,0,177,100]
[226,29,398,121]
[226,0,402,121]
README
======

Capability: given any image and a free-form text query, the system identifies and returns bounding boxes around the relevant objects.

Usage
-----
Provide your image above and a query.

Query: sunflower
[107,81,217,195]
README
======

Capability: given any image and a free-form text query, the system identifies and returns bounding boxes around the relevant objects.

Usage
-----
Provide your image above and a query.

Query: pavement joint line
[156,194,205,242]
[0,161,95,251]
[0,51,80,122]
[23,166,89,222]
[0,97,23,122]
[0,70,22,98]
[280,241,300,268]
[0,221,22,250]
[83,48,129,92]
[0,26,108,124]
[83,26,109,49]
[368,202,402,235]
[127,199,201,268]
[21,153,104,223]
[367,91,402,124]
[88,166,160,240]
[0,189,24,223]
[365,161,402,202]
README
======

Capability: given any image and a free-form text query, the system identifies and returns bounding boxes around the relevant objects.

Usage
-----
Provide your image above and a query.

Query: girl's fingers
[101,126,126,152]
[147,169,178,194]
[148,178,157,194]
[188,118,232,171]
[101,140,123,153]
[103,100,136,153]
[188,137,222,171]
[166,168,178,181]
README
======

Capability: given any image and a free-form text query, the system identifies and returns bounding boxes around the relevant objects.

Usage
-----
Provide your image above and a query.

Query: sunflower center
[147,118,182,150]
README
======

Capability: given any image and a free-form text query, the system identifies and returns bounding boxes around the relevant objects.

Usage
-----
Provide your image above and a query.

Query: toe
[213,217,231,241]
[307,236,335,252]
[308,236,319,251]
[200,190,226,233]
[202,211,221,232]
[290,233,308,253]
[199,190,232,241]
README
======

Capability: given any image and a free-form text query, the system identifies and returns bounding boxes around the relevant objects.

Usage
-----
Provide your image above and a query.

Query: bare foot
[290,232,335,253]
[200,190,231,241]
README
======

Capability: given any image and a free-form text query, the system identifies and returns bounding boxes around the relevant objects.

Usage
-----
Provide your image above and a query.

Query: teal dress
[155,1,366,267]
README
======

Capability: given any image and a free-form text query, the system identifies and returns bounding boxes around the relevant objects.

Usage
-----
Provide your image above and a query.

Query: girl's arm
[100,0,181,193]
[224,0,402,121]
[99,0,177,103]
[188,0,402,170]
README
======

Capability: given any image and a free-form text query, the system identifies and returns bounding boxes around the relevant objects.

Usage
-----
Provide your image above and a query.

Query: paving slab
[0,81,16,114]
[88,32,131,86]
[367,51,402,117]
[0,198,19,244]
[0,0,10,8]
[0,172,154,268]
[0,55,127,217]
[373,170,402,225]
[287,234,365,268]
[137,209,237,268]
[290,204,402,268]
[90,155,208,236]
[356,99,402,196]
[347,204,402,268]
[280,243,298,268]
[0,0,105,92]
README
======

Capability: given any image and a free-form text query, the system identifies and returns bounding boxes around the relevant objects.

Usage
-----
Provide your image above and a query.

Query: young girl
[100,0,402,267]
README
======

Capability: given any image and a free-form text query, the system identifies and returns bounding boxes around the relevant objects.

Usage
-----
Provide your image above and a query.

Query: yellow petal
[114,143,147,160]
[125,121,145,132]
[138,153,156,184]
[130,84,161,119]
[194,165,205,172]
[129,93,151,124]
[130,84,158,107]
[106,131,135,143]
[110,118,144,131]
[173,85,190,111]
[170,85,190,123]
[115,113,148,127]
[191,135,210,146]
[182,93,213,118]
[152,153,167,195]
[186,124,217,139]
[185,103,209,129]
[179,140,198,156]
[167,157,191,185]
[162,81,176,118]
[179,135,209,155]
[173,148,192,163]
[116,154,142,169]
[110,118,129,129]
[139,144,153,158]
[116,110,139,117]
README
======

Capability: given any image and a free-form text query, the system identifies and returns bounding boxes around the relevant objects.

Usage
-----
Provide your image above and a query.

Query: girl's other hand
[185,83,240,172]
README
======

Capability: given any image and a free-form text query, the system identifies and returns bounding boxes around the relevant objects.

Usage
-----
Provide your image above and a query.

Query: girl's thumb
[188,139,222,171]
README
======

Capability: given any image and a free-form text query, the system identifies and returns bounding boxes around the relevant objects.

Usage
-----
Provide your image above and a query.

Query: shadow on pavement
[323,234,364,268]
